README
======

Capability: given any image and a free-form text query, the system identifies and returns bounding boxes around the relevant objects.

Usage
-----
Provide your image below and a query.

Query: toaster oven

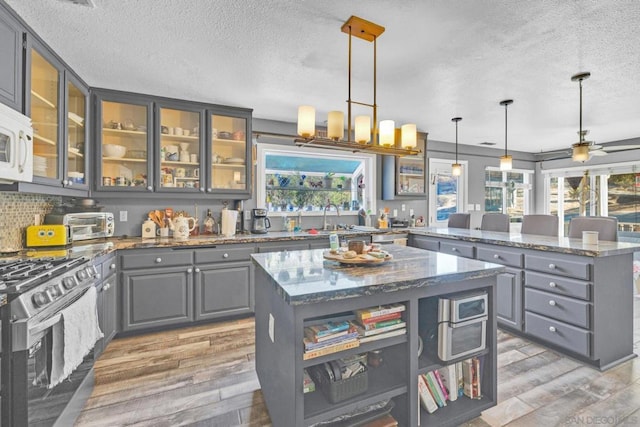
[44,212,115,241]
[437,291,488,361]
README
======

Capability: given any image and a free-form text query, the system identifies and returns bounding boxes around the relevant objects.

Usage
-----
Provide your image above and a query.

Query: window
[543,161,640,236]
[256,144,376,217]
[484,168,533,223]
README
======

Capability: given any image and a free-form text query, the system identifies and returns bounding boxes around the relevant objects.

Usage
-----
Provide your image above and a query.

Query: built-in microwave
[438,292,488,361]
[0,102,33,184]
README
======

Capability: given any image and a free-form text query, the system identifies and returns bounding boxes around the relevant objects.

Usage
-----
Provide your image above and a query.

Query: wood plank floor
[75,298,640,427]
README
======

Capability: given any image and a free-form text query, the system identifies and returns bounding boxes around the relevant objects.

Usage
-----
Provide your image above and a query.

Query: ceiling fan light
[451,163,462,176]
[500,155,513,171]
[572,143,590,162]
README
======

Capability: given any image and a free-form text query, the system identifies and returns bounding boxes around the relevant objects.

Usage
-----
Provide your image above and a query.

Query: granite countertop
[251,244,505,305]
[409,227,640,257]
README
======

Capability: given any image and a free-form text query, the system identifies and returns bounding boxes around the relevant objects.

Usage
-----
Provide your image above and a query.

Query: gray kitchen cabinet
[409,234,440,251]
[94,252,117,358]
[495,269,523,330]
[0,4,23,111]
[381,135,427,200]
[257,240,312,253]
[194,244,255,321]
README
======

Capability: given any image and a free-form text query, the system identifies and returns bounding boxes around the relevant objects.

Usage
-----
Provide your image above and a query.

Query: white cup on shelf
[582,231,598,245]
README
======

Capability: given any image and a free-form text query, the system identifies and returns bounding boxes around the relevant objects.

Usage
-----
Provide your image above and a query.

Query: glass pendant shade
[379,120,395,146]
[451,163,462,176]
[500,155,513,171]
[401,124,417,148]
[297,106,315,138]
[355,116,371,143]
[327,111,344,141]
[572,143,590,162]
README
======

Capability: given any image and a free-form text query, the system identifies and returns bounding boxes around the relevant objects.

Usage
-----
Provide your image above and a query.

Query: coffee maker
[251,208,271,234]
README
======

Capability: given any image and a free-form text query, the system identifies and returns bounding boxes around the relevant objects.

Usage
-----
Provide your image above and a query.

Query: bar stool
[521,214,559,237]
[447,213,471,229]
[568,216,618,242]
[480,213,510,232]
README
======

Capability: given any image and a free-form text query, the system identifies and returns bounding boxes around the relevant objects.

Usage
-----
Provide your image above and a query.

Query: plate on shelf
[323,251,392,265]
[223,158,245,165]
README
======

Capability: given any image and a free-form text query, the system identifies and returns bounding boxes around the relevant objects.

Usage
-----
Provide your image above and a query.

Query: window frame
[484,166,533,223]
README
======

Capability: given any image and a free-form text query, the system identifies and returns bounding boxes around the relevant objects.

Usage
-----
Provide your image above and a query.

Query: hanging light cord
[579,77,583,142]
[504,103,508,156]
[455,120,458,162]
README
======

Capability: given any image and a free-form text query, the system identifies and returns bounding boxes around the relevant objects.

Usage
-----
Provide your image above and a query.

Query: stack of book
[303,320,360,360]
[417,356,482,414]
[354,303,407,343]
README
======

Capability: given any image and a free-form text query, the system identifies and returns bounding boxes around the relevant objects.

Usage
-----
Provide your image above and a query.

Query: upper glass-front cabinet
[208,109,250,195]
[382,134,427,199]
[97,97,152,191]
[157,104,203,193]
[65,76,88,187]
[30,48,60,181]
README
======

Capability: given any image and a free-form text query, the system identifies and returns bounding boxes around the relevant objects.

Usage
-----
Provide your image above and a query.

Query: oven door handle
[12,313,63,351]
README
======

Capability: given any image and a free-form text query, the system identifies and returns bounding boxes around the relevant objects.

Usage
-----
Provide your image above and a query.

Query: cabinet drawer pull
[223,253,229,258]
[110,263,116,270]
[195,268,201,273]
[451,247,458,252]
[187,268,193,273]
[104,283,110,291]
[147,186,153,191]
[549,281,557,288]
[549,300,557,306]
[493,254,500,259]
[548,263,556,269]
[155,257,162,263]
[549,326,557,333]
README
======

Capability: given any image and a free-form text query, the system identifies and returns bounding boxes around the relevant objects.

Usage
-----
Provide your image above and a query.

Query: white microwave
[0,102,33,184]
[438,292,488,361]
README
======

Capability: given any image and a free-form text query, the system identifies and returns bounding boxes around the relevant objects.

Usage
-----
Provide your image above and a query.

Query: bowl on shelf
[103,144,127,158]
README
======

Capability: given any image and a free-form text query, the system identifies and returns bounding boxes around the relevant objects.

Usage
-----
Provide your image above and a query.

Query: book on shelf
[417,374,438,414]
[436,364,458,402]
[355,321,406,337]
[302,339,360,360]
[303,369,315,394]
[303,331,359,351]
[304,328,350,343]
[360,311,403,325]
[355,303,406,321]
[462,357,482,399]
[432,369,450,402]
[358,327,406,344]
[359,317,402,331]
[305,320,352,338]
[456,361,464,399]
[424,372,447,408]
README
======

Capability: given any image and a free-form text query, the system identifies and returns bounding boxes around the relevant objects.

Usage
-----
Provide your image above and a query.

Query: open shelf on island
[419,394,494,427]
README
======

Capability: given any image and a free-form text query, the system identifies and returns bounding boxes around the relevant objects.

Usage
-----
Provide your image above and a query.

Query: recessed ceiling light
[479,142,496,146]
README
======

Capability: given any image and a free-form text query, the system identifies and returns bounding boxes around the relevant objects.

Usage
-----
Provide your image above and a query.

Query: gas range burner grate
[0,257,88,293]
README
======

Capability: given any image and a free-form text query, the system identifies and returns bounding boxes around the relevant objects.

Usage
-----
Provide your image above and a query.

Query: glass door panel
[159,107,200,190]
[210,114,247,191]
[31,49,59,180]
[100,101,149,188]
[396,136,426,195]
[66,80,86,185]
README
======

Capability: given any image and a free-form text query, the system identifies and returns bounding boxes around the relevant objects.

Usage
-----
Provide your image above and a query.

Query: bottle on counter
[378,210,388,229]
[329,233,339,253]
[203,209,216,235]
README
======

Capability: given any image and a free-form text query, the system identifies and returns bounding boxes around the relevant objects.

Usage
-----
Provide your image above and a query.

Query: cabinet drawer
[194,245,255,264]
[410,236,439,252]
[120,250,193,270]
[101,256,117,279]
[477,246,523,268]
[525,288,591,329]
[525,311,591,357]
[440,241,475,258]
[525,271,591,301]
[525,254,591,280]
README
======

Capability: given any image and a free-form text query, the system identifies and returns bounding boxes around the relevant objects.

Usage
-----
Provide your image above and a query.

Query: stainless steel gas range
[0,256,100,427]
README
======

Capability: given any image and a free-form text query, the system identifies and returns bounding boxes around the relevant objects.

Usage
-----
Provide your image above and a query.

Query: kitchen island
[409,227,640,370]
[251,245,504,427]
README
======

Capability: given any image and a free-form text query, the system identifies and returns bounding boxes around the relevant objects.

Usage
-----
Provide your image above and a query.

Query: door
[195,262,253,320]
[0,6,23,111]
[429,158,467,227]
[496,268,523,330]
[64,73,89,189]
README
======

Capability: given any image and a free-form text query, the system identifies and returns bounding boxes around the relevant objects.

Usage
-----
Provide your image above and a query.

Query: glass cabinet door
[158,106,202,192]
[396,137,426,196]
[30,48,60,181]
[65,78,87,187]
[209,113,247,192]
[99,100,150,190]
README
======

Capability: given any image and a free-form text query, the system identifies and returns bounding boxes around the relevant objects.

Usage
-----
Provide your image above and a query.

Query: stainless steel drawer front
[477,246,523,268]
[525,311,591,357]
[440,241,475,258]
[525,288,591,329]
[525,271,591,301]
[525,254,591,280]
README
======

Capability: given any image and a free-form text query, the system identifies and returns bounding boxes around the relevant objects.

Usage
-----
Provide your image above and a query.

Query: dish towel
[49,286,103,389]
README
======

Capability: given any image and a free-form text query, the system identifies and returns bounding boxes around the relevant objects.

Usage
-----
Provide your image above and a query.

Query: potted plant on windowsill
[323,172,334,189]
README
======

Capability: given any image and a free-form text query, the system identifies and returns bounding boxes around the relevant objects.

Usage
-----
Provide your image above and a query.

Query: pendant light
[451,117,462,176]
[571,72,592,162]
[499,99,513,171]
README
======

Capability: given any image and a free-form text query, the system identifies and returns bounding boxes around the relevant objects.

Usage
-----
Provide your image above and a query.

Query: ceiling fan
[535,137,640,161]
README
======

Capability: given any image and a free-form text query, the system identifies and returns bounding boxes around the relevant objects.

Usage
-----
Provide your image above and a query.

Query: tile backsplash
[0,192,61,251]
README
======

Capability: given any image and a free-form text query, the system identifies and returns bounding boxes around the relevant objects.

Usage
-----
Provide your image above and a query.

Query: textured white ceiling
[6,0,640,153]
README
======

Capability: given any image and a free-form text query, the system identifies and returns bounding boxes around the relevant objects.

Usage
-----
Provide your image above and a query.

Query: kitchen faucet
[323,200,340,231]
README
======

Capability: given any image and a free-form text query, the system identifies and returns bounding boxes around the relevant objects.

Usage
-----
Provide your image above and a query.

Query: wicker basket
[310,364,368,403]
